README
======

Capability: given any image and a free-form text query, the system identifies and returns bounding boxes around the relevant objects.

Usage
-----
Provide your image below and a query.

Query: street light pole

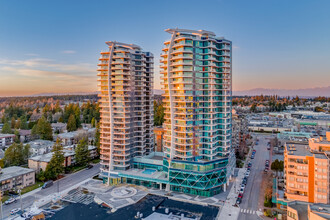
[0,201,3,220]
[18,189,22,212]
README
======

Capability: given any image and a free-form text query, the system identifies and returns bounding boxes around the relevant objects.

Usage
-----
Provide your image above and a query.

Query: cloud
[61,50,76,54]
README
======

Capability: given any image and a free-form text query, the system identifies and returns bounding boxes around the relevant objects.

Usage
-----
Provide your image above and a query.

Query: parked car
[239,187,244,194]
[241,184,245,190]
[86,164,93,169]
[245,170,250,177]
[248,162,252,168]
[236,197,242,205]
[238,193,243,198]
[42,180,54,189]
[10,208,20,215]
[5,197,17,205]
[264,168,268,173]
[242,179,247,185]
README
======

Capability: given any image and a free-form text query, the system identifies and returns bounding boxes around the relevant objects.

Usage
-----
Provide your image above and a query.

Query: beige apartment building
[284,143,330,204]
[309,131,330,152]
[287,201,330,220]
[0,166,35,193]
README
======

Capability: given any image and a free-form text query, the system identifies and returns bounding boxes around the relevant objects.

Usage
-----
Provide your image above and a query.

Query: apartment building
[0,166,35,192]
[287,201,330,220]
[309,131,330,152]
[159,28,235,196]
[97,42,154,184]
[284,143,330,204]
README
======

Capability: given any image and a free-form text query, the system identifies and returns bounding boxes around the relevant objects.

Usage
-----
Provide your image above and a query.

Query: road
[238,134,273,220]
[1,163,100,217]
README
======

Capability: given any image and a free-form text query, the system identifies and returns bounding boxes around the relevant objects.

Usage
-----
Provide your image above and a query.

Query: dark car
[42,180,53,189]
[86,164,93,169]
[236,198,242,205]
[242,179,247,185]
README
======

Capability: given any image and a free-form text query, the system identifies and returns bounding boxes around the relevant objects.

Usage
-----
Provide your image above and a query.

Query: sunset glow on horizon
[1,0,330,96]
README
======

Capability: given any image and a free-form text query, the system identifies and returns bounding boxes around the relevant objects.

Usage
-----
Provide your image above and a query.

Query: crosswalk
[240,209,257,215]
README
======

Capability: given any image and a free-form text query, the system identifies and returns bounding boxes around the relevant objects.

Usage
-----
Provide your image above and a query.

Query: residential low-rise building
[309,131,330,152]
[287,201,330,220]
[51,123,67,133]
[19,130,32,143]
[0,133,15,147]
[28,145,97,173]
[28,150,75,173]
[27,139,54,156]
[0,166,35,192]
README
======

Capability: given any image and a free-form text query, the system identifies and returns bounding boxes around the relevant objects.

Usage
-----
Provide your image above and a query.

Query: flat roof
[27,139,54,149]
[29,150,75,162]
[310,203,330,217]
[0,166,35,182]
[0,133,15,138]
[288,201,308,220]
[286,143,327,159]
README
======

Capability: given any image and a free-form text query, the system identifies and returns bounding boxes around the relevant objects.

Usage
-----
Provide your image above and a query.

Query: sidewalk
[217,168,245,220]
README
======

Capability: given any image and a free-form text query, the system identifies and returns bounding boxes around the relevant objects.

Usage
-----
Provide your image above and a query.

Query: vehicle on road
[86,164,93,169]
[264,169,268,173]
[4,197,17,205]
[10,208,21,215]
[236,197,242,205]
[248,162,252,168]
[239,188,244,194]
[238,193,243,198]
[245,171,250,177]
[242,178,247,185]
[42,180,53,189]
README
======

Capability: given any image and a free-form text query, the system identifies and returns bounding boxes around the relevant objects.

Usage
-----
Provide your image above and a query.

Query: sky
[0,0,330,96]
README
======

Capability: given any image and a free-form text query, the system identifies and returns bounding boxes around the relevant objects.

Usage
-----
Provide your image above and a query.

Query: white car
[241,184,245,190]
[245,170,250,177]
[239,188,244,194]
[10,208,20,215]
[4,197,17,205]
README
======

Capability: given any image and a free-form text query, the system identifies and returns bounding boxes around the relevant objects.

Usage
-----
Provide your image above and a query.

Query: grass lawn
[1,195,10,203]
[21,181,44,195]
[91,158,100,164]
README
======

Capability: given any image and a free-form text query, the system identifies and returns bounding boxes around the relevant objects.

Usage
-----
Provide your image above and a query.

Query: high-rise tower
[160,29,235,196]
[98,41,154,184]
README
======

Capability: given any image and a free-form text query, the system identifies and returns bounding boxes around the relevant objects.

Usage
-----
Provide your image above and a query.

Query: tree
[15,118,21,129]
[95,122,100,155]
[11,117,16,129]
[20,115,28,129]
[34,116,53,140]
[3,143,29,167]
[250,103,257,113]
[14,130,20,143]
[45,139,65,180]
[1,121,13,134]
[67,114,77,132]
[91,117,95,128]
[75,138,89,166]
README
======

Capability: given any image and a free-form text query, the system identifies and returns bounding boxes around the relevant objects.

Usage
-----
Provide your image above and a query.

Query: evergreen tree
[1,121,13,134]
[20,115,28,129]
[91,117,95,128]
[75,137,89,166]
[11,117,16,129]
[45,139,65,179]
[14,130,20,143]
[15,118,21,129]
[34,116,53,140]
[3,143,29,167]
[95,122,100,155]
[67,114,77,132]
